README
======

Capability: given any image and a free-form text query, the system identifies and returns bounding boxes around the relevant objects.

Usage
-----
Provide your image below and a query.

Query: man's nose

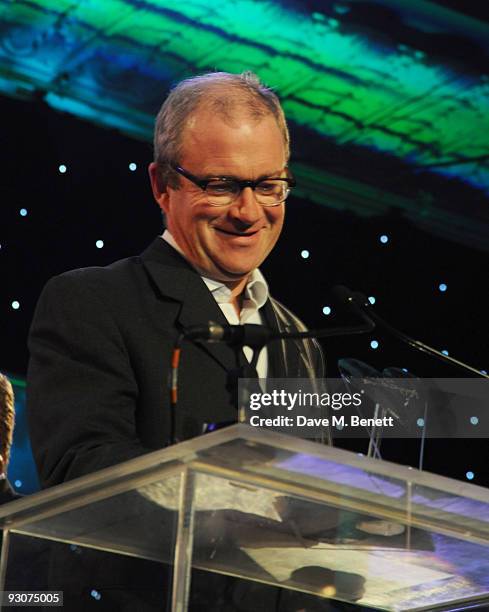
[229,187,263,224]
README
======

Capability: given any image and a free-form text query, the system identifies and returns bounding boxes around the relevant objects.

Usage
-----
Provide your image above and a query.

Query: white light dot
[90,590,101,601]
[416,418,425,427]
[301,250,310,259]
[95,240,104,249]
[129,162,137,171]
[466,471,474,481]
[58,164,67,173]
[368,296,376,305]
[438,283,447,292]
[470,416,479,425]
[14,480,22,488]
[481,370,487,375]
[20,208,28,217]
[379,234,389,244]
[441,349,449,356]
[322,306,331,315]
[370,340,379,349]
[11,301,20,310]
[402,368,408,373]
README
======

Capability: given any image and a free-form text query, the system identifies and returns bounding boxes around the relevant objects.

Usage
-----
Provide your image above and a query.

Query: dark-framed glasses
[170,164,296,207]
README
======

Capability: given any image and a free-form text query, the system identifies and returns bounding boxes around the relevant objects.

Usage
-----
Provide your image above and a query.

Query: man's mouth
[215,228,259,237]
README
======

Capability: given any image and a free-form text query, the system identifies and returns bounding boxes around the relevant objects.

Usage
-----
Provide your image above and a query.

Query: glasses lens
[205,180,239,206]
[255,180,289,206]
[204,178,291,207]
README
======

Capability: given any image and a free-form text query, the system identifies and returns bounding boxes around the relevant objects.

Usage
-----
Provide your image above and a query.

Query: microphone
[184,322,273,349]
[174,304,375,447]
[332,285,489,379]
[184,312,375,348]
[331,285,375,326]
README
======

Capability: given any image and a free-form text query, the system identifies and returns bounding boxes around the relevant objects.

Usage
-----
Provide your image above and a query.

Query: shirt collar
[161,230,269,308]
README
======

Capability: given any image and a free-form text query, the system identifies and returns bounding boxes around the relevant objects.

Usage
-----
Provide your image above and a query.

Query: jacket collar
[140,238,244,372]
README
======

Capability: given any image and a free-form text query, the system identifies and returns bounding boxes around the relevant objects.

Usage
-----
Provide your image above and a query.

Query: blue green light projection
[0,0,488,243]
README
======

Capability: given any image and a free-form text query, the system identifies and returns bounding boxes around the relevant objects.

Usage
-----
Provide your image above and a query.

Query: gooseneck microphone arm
[333,285,489,379]
[183,313,375,348]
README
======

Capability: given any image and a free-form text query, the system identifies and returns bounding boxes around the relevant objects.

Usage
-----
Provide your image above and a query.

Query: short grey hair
[0,374,14,470]
[153,71,290,188]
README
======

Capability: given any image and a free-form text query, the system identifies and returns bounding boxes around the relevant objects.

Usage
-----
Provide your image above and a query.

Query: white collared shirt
[162,231,269,377]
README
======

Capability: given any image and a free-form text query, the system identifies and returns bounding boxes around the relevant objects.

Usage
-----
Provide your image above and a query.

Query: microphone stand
[358,298,488,379]
[333,285,488,379]
[332,286,488,472]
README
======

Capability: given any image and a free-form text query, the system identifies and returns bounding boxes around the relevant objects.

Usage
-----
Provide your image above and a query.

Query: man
[27,71,324,489]
[27,71,367,612]
[0,372,20,505]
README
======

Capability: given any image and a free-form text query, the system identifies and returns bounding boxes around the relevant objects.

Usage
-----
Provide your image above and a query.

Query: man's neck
[226,275,249,295]
[162,230,252,315]
[227,276,248,316]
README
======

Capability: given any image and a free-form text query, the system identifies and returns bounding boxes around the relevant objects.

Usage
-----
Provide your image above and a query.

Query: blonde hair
[0,373,14,469]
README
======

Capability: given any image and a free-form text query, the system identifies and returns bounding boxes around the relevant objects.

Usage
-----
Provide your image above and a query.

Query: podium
[1,424,489,611]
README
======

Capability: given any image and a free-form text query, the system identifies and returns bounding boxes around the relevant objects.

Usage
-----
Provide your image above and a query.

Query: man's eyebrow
[200,173,236,180]
[256,170,286,180]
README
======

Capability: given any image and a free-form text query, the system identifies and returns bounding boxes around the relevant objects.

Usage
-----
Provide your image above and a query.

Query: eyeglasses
[170,164,295,207]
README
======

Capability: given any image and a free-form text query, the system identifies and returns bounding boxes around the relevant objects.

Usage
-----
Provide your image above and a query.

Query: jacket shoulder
[40,255,143,298]
[51,254,141,284]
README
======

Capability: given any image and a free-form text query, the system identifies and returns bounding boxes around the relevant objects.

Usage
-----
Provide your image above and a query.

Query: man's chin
[216,269,253,283]
[211,262,256,284]
[191,259,252,283]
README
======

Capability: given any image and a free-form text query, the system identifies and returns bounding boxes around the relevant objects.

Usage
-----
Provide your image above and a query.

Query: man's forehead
[178,107,286,175]
[185,107,265,132]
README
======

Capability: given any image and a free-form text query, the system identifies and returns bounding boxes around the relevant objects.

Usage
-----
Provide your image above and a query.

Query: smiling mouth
[215,228,259,237]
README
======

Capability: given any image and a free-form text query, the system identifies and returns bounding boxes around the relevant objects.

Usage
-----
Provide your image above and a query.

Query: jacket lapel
[140,238,244,373]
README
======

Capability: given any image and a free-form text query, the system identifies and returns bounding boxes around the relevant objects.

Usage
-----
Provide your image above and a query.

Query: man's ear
[0,454,4,475]
[148,162,170,213]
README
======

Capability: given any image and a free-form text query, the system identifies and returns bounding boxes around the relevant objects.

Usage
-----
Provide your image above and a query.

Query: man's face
[149,110,286,284]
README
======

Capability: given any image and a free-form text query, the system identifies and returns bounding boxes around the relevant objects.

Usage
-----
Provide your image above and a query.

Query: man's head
[149,71,291,287]
[0,374,14,475]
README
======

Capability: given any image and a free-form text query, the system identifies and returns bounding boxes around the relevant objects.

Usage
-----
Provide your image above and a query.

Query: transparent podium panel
[188,457,489,610]
[0,474,181,611]
[1,424,489,611]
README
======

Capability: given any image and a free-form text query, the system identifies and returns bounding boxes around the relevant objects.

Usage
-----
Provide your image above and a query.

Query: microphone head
[331,285,355,306]
[331,285,369,312]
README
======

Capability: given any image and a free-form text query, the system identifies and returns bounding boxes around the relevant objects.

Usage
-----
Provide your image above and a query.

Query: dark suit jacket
[27,238,324,488]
